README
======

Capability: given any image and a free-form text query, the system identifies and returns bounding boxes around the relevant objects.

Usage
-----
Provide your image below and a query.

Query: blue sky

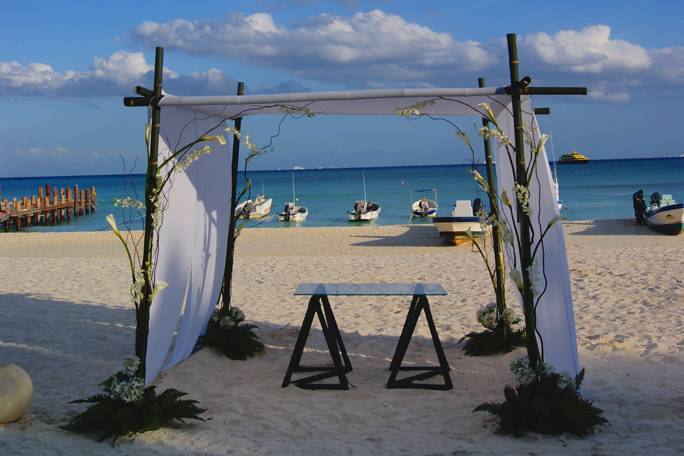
[1,0,683,177]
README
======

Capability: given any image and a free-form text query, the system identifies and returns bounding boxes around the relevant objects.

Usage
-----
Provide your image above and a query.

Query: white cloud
[2,12,683,103]
[133,9,494,85]
[0,51,290,97]
[0,61,79,91]
[650,46,684,84]
[133,11,683,101]
[522,25,651,74]
[92,51,152,84]
[19,145,72,158]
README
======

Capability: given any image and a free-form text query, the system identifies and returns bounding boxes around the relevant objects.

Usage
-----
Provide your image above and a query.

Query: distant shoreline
[1,156,683,180]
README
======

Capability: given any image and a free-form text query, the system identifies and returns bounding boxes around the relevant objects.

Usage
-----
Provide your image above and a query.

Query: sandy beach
[1,220,683,455]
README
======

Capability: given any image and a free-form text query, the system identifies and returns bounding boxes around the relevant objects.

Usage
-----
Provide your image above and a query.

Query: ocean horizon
[2,157,683,232]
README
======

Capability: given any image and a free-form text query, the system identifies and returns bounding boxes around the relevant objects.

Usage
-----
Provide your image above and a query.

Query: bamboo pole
[479,77,509,342]
[221,81,245,310]
[136,46,165,378]
[507,33,540,367]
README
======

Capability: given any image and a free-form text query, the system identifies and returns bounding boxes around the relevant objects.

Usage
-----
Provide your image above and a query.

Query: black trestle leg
[282,294,351,390]
[386,295,453,390]
[321,295,352,372]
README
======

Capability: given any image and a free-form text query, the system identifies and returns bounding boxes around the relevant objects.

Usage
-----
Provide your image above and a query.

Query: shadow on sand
[565,219,667,237]
[349,224,455,248]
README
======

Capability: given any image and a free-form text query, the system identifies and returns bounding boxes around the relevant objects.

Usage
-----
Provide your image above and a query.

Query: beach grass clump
[474,357,607,436]
[461,303,526,356]
[62,357,205,445]
[204,307,265,360]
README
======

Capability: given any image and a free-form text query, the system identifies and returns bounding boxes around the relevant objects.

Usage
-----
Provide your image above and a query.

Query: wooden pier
[0,184,96,232]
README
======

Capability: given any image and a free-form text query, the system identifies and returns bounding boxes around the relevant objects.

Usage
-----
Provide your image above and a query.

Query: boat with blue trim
[432,199,489,245]
[410,188,438,219]
[646,193,684,235]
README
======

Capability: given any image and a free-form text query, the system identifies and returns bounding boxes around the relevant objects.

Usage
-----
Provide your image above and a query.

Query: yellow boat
[558,150,589,164]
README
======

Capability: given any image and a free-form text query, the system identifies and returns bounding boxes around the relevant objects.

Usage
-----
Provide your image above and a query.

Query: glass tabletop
[294,283,447,296]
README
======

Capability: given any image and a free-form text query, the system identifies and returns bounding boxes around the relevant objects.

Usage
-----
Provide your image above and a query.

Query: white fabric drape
[145,106,230,385]
[494,98,580,376]
[158,90,511,119]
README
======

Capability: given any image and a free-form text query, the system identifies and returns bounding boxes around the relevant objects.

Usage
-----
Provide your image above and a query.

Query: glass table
[282,283,453,390]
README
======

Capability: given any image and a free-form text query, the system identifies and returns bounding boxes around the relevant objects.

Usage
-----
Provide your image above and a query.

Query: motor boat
[645,192,683,235]
[278,202,308,222]
[432,198,489,245]
[348,171,380,222]
[278,172,308,223]
[348,200,380,222]
[236,194,272,219]
[410,188,438,218]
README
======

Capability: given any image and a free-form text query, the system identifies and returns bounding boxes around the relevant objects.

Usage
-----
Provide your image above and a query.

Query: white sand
[1,221,683,455]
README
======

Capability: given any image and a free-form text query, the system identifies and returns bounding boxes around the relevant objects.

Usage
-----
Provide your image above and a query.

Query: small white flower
[395,99,436,117]
[509,269,524,292]
[470,169,489,193]
[121,356,140,376]
[105,214,120,235]
[477,103,496,122]
[201,134,227,146]
[476,303,518,331]
[478,126,492,139]
[175,145,214,172]
[113,196,145,209]
[109,375,144,402]
[515,183,532,216]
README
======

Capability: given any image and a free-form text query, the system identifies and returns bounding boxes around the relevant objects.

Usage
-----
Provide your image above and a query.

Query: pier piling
[0,184,96,232]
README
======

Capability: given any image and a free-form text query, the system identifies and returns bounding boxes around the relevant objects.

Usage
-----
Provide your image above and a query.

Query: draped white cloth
[145,106,230,385]
[494,98,580,376]
[145,88,579,384]
[157,88,508,118]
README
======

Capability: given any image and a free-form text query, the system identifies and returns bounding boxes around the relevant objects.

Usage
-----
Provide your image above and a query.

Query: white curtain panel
[494,98,580,376]
[145,106,230,385]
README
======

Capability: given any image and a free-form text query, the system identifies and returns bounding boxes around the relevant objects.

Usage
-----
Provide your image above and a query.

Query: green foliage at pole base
[474,368,607,437]
[460,328,526,356]
[204,307,266,360]
[62,357,205,445]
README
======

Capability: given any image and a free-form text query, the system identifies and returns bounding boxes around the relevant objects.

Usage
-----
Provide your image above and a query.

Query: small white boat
[278,202,308,222]
[433,199,489,245]
[410,188,438,218]
[236,191,272,219]
[278,172,308,223]
[646,193,684,235]
[349,200,381,222]
[348,171,381,222]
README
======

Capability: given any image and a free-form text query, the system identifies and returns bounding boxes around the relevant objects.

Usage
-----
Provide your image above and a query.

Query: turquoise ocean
[1,158,683,232]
